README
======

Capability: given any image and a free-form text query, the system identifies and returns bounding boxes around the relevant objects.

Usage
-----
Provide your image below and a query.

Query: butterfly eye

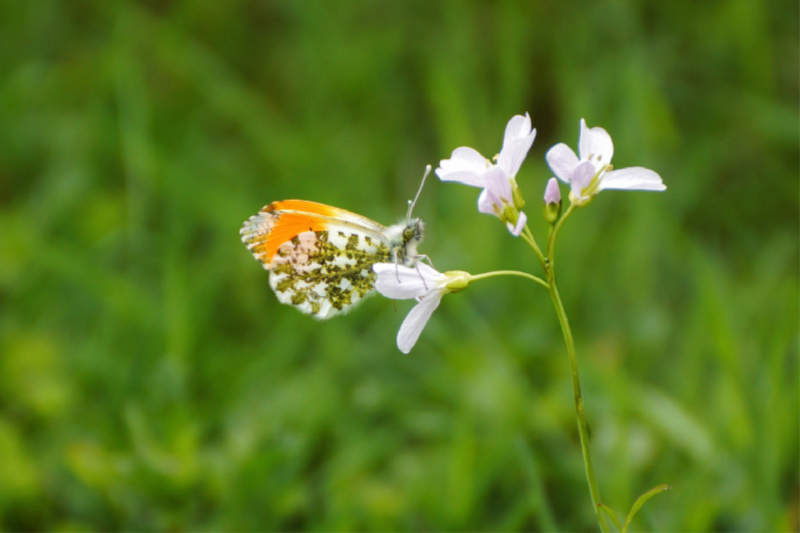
[403,227,415,242]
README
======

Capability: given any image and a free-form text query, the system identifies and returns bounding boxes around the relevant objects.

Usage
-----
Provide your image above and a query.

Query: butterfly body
[241,200,424,319]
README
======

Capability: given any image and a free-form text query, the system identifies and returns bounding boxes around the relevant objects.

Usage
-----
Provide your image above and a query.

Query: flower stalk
[517,200,606,532]
[467,269,548,289]
[548,271,608,532]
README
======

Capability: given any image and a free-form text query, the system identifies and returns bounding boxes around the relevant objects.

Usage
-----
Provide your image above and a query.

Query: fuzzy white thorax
[385,217,425,267]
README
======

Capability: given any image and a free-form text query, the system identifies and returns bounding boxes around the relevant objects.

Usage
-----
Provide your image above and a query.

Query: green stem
[545,202,608,532]
[521,225,547,271]
[548,280,608,532]
[468,270,549,289]
[548,203,575,266]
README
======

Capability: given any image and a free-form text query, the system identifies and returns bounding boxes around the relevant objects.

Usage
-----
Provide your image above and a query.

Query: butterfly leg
[416,254,434,268]
[415,263,429,290]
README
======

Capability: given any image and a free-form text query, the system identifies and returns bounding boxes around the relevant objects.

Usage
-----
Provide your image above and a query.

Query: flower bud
[543,177,562,223]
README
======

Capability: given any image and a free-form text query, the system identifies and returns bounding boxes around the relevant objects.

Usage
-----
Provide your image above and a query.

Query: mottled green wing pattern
[269,228,392,318]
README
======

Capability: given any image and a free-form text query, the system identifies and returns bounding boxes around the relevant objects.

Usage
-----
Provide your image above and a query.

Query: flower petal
[414,262,446,280]
[578,119,614,171]
[506,210,527,236]
[544,177,561,204]
[397,290,444,353]
[570,160,596,200]
[482,166,512,203]
[436,147,490,187]
[502,113,532,147]
[545,143,580,182]
[599,167,666,192]
[498,113,536,177]
[374,263,442,299]
[477,187,500,215]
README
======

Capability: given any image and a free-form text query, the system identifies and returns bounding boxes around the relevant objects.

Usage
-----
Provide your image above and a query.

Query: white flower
[436,113,536,236]
[546,119,666,203]
[373,263,469,353]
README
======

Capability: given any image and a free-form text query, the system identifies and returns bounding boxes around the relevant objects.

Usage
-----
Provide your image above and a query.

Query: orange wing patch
[243,211,327,265]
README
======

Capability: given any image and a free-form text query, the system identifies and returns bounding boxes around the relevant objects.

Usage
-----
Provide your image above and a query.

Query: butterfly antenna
[406,164,432,225]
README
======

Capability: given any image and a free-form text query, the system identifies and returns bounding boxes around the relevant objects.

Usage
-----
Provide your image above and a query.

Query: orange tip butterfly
[240,166,430,318]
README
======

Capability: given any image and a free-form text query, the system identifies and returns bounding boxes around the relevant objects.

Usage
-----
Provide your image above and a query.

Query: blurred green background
[1,1,797,531]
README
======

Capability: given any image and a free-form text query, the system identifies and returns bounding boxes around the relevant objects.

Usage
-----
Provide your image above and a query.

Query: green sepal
[568,191,595,207]
[543,199,561,224]
[443,271,470,291]
[498,203,519,228]
[511,178,526,209]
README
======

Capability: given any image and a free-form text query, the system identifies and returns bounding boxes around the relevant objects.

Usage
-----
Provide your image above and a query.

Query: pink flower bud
[543,177,562,223]
[544,177,561,205]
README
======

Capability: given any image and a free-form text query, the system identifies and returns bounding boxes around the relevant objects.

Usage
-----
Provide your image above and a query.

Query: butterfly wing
[241,201,393,319]
[241,200,390,265]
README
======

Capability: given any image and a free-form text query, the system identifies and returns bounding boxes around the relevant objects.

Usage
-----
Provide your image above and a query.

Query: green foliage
[0,0,797,531]
[600,485,672,533]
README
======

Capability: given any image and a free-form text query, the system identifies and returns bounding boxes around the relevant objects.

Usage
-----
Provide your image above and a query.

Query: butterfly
[240,168,430,319]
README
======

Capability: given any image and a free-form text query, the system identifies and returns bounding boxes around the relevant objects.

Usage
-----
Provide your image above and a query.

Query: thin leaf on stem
[597,504,623,532]
[622,485,672,532]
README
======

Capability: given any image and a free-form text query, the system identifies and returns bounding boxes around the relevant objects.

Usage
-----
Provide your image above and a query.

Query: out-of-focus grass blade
[597,503,623,532]
[622,484,672,533]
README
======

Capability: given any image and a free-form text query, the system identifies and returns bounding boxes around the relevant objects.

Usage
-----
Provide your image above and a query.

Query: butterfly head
[404,217,425,244]
[386,217,425,267]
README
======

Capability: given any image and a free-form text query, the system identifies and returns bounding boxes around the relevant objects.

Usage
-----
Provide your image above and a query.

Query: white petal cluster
[436,114,536,236]
[546,119,665,203]
[374,117,666,354]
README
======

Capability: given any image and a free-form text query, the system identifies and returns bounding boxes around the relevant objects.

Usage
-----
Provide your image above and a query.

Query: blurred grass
[0,0,797,531]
